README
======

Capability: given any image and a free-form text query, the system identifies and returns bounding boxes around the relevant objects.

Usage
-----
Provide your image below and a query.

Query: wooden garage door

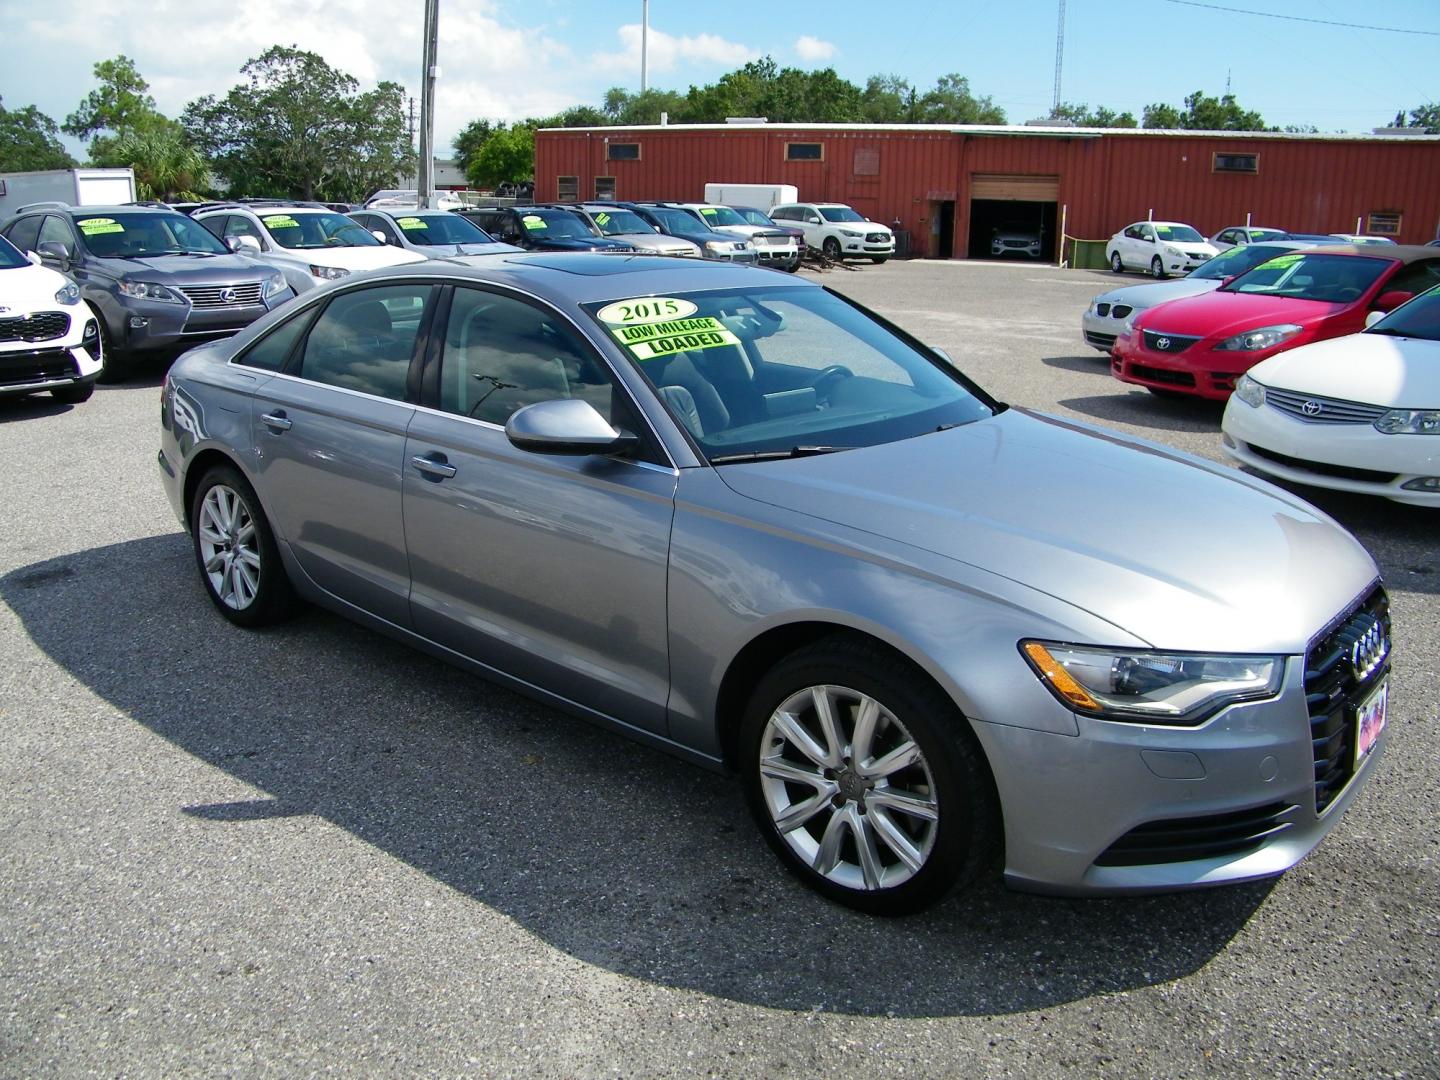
[970,174,1060,201]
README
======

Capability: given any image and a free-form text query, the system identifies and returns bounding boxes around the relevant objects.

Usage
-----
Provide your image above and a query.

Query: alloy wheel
[197,484,261,610]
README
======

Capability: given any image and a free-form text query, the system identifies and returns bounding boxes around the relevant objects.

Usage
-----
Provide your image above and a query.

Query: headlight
[1374,408,1440,435]
[309,265,350,281]
[1164,245,1182,257]
[1020,641,1283,725]
[1233,374,1266,408]
[840,229,865,238]
[54,281,81,305]
[703,241,734,254]
[118,280,183,303]
[1214,324,1302,352]
[263,274,289,298]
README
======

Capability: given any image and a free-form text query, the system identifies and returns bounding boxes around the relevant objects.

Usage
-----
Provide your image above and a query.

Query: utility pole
[406,96,417,188]
[418,0,440,207]
[641,0,649,92]
[1052,0,1066,118]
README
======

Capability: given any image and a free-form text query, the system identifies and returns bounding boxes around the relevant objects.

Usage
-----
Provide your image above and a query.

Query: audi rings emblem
[1349,618,1388,680]
[1156,337,1172,350]
[1302,400,1323,417]
[219,287,238,305]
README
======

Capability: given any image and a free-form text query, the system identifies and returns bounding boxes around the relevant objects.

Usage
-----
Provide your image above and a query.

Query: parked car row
[1106,219,1400,281]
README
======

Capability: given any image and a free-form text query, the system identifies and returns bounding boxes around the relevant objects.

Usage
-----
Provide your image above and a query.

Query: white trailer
[0,168,137,220]
[703,183,799,211]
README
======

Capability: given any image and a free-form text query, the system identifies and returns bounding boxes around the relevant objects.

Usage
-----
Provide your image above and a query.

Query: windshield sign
[1191,243,1294,281]
[388,213,493,245]
[262,212,381,250]
[74,213,229,257]
[1154,224,1204,243]
[520,211,593,239]
[585,287,992,460]
[590,209,654,236]
[1222,253,1390,303]
[697,206,747,227]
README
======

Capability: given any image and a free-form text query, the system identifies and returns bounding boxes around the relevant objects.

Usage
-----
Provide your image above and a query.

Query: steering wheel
[810,364,855,402]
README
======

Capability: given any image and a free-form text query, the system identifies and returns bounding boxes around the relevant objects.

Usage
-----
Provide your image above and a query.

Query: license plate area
[1353,679,1388,766]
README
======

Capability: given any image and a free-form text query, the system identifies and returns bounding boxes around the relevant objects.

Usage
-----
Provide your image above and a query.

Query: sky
[2,0,1437,160]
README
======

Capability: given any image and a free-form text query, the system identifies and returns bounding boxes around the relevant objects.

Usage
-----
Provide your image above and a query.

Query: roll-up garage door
[969,174,1060,201]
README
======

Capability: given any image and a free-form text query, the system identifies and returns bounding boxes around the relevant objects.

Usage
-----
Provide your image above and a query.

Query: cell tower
[1052,0,1066,118]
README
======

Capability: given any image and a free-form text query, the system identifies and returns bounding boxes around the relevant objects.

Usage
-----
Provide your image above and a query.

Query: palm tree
[97,123,209,201]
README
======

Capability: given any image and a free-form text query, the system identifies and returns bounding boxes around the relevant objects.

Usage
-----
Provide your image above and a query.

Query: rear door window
[296,284,436,400]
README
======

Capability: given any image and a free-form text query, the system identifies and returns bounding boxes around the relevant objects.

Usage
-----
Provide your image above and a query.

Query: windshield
[74,213,229,257]
[1221,253,1390,303]
[736,208,775,227]
[1245,228,1286,242]
[819,207,866,223]
[647,206,709,233]
[1190,243,1298,281]
[584,287,993,460]
[517,210,594,239]
[1367,284,1440,341]
[0,235,28,270]
[696,205,747,227]
[260,212,381,249]
[385,213,494,245]
[588,208,655,236]
[1154,224,1204,243]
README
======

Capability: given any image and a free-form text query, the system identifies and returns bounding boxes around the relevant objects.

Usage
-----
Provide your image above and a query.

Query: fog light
[83,321,98,339]
[1400,477,1440,492]
[129,316,148,328]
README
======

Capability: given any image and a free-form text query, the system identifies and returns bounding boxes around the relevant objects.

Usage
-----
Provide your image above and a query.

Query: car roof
[61,205,184,217]
[1284,244,1435,263]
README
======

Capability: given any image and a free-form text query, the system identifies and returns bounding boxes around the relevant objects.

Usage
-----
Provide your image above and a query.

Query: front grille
[1112,304,1133,319]
[1096,302,1111,317]
[1247,443,1398,485]
[1143,330,1202,354]
[1002,239,1033,248]
[0,348,79,387]
[1305,585,1390,813]
[1085,331,1117,349]
[1095,802,1299,866]
[0,311,70,343]
[1265,387,1388,426]
[1131,363,1196,387]
[177,283,265,308]
[866,232,888,243]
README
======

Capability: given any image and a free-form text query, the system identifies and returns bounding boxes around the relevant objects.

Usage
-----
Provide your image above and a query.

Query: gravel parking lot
[1,258,1436,1078]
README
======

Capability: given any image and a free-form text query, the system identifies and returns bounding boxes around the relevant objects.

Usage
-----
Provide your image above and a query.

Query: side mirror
[1364,310,1386,329]
[227,234,262,255]
[1372,289,1413,313]
[37,240,71,267]
[505,399,638,456]
[371,230,389,244]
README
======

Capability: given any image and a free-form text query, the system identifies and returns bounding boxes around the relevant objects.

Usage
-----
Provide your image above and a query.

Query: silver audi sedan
[158,254,1391,914]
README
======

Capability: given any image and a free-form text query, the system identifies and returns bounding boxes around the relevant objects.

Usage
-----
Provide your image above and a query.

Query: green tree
[63,56,164,142]
[182,46,412,201]
[92,122,207,200]
[453,118,494,173]
[601,87,686,125]
[0,96,77,171]
[861,75,920,123]
[916,74,1005,124]
[1402,102,1439,133]
[1050,101,1137,128]
[466,124,535,188]
[1143,91,1267,131]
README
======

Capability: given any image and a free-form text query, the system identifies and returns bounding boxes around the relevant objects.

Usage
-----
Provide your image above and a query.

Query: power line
[1159,0,1440,36]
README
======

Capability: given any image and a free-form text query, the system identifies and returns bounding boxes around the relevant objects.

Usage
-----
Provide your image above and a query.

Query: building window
[595,177,616,201]
[785,142,824,162]
[853,147,880,176]
[557,176,578,202]
[1212,152,1259,174]
[1367,211,1402,236]
[606,143,641,161]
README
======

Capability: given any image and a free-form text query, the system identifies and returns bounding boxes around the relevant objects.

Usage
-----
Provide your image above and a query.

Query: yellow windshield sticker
[522,214,546,230]
[596,297,698,325]
[700,207,718,218]
[594,211,611,227]
[262,215,300,229]
[77,218,123,235]
[396,217,425,230]
[609,316,740,361]
[1264,254,1303,270]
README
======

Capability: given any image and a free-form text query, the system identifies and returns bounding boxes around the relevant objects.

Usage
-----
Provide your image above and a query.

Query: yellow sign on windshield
[262,215,300,229]
[396,217,425,230]
[77,218,124,235]
[608,316,740,361]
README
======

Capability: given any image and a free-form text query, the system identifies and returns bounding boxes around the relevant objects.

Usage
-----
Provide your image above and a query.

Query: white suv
[193,202,425,292]
[769,202,894,263]
[0,234,103,403]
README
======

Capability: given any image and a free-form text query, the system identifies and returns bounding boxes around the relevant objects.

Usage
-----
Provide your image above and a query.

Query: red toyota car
[1110,246,1440,400]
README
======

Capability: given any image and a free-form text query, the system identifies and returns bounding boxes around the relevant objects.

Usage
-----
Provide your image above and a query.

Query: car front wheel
[1110,251,1124,273]
[190,464,295,626]
[740,637,998,915]
[1151,256,1167,279]
[822,237,842,261]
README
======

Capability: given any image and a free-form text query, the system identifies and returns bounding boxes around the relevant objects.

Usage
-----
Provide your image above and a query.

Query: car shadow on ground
[1040,353,1112,375]
[1058,391,1226,434]
[0,535,1271,1019]
[0,394,76,422]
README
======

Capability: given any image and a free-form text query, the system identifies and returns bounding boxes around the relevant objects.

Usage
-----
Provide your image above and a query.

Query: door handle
[260,410,292,432]
[411,453,457,479]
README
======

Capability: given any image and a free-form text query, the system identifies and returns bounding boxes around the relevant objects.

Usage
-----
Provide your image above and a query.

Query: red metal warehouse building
[533,123,1440,259]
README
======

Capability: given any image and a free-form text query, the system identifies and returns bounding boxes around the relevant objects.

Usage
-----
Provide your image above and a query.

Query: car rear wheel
[190,464,296,627]
[822,237,842,261]
[870,256,887,264]
[740,637,998,915]
[1150,256,1167,279]
[1110,252,1124,273]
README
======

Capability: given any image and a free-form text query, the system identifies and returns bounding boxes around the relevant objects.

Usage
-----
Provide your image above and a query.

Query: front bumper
[1111,338,1252,400]
[1080,306,1139,352]
[0,308,102,393]
[1222,400,1440,506]
[700,248,758,264]
[993,241,1041,258]
[121,292,290,353]
[838,236,895,257]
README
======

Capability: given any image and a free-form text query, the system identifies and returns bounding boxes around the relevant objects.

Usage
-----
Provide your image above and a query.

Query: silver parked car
[158,255,1390,914]
[347,208,523,260]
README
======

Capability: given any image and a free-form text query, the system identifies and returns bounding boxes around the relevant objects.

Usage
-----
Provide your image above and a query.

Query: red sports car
[1110,246,1440,400]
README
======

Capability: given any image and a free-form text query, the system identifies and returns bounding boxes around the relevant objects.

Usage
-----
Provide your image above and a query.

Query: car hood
[711,224,792,241]
[419,241,525,258]
[1165,241,1219,256]
[97,251,286,281]
[614,233,699,254]
[295,246,428,272]
[0,262,73,309]
[1092,278,1222,312]
[1248,330,1440,406]
[1135,290,1343,336]
[533,237,634,252]
[716,408,1375,652]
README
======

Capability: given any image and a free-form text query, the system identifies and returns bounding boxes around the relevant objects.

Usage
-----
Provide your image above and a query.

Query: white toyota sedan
[1221,285,1440,506]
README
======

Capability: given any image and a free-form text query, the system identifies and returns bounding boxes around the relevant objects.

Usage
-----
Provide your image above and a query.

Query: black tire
[94,317,128,384]
[1110,251,1124,273]
[51,381,94,404]
[822,236,842,261]
[870,256,888,264]
[740,635,999,915]
[189,463,296,627]
[783,260,801,273]
[1150,255,1167,280]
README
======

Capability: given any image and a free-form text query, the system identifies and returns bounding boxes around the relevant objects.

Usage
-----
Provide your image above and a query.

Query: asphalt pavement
[1,258,1436,1077]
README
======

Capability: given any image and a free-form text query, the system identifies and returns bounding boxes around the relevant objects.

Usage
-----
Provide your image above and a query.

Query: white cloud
[591,23,756,76]
[794,36,837,63]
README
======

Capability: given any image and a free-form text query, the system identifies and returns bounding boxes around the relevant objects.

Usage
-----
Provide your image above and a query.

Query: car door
[250,280,438,627]
[401,284,677,733]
